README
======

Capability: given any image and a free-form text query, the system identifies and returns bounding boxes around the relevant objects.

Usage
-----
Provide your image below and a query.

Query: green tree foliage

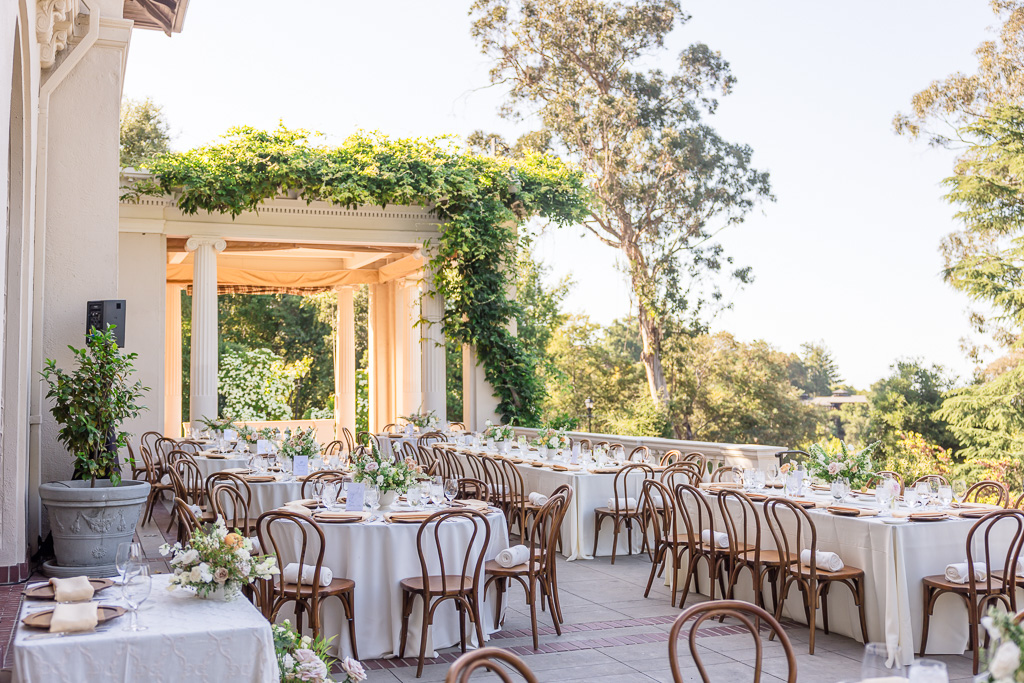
[867,359,957,460]
[471,0,772,431]
[790,342,842,397]
[937,361,1024,461]
[894,1,1024,146]
[119,97,171,168]
[515,249,571,377]
[218,348,309,421]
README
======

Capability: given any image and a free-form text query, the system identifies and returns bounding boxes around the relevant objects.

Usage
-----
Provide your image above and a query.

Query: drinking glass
[407,486,422,507]
[875,482,894,517]
[952,479,968,504]
[915,481,932,507]
[908,659,948,683]
[310,479,325,508]
[121,564,152,631]
[861,642,904,680]
[501,440,511,455]
[831,478,850,504]
[766,463,779,487]
[581,443,591,462]
[322,481,339,510]
[365,485,380,512]
[785,470,802,497]
[429,482,445,507]
[937,485,953,509]
[115,542,142,586]
[904,489,921,510]
[444,478,459,505]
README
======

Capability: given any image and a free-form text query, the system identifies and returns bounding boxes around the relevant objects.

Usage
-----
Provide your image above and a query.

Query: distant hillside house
[807,390,869,409]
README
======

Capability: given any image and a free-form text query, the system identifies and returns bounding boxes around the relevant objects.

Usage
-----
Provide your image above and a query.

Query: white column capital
[185,237,226,253]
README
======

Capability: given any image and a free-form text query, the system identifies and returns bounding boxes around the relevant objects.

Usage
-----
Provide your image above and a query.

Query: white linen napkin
[49,602,98,633]
[495,545,531,568]
[528,492,549,506]
[1016,558,1024,577]
[282,562,333,587]
[945,562,987,584]
[281,505,312,518]
[49,576,94,603]
[249,536,261,555]
[800,549,845,572]
[700,530,729,548]
[606,497,637,509]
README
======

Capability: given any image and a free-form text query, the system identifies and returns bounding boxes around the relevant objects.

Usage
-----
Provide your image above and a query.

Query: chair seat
[792,563,865,580]
[400,574,475,594]
[484,559,542,576]
[738,548,797,565]
[697,541,754,554]
[923,574,1008,593]
[279,577,354,596]
[594,506,643,517]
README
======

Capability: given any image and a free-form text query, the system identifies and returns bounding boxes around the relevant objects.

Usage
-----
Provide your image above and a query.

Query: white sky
[122,0,996,389]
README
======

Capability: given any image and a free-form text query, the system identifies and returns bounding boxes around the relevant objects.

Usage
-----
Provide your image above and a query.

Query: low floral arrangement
[279,427,321,459]
[482,420,515,442]
[533,427,569,450]
[807,439,878,487]
[197,415,239,433]
[402,408,438,430]
[352,443,424,494]
[980,608,1024,682]
[238,425,258,443]
[159,518,278,599]
[273,620,365,683]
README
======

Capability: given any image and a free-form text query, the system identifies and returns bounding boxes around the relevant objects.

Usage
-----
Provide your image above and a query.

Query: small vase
[197,584,238,601]
[379,490,398,511]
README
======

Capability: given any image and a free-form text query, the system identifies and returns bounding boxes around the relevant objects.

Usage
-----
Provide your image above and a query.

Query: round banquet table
[271,507,509,659]
[246,478,306,518]
[193,453,250,480]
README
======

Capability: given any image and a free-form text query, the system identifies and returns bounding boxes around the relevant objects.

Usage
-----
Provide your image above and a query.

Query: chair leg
[545,581,562,635]
[610,518,620,565]
[492,577,506,630]
[625,517,634,558]
[592,514,603,559]
[346,593,359,660]
[528,576,540,650]
[970,600,980,675]
[856,579,868,644]
[807,583,818,656]
[416,597,431,678]
[643,544,663,598]
[920,586,933,656]
[549,564,564,624]
[770,576,792,642]
[398,591,412,659]
[458,601,467,653]
[821,582,831,635]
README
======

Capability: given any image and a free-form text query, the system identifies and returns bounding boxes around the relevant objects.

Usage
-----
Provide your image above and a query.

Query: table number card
[345,483,365,511]
[292,455,309,478]
[256,439,271,454]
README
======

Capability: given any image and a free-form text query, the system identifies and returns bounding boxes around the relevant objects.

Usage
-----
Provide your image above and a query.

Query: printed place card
[345,483,365,511]
[292,455,309,478]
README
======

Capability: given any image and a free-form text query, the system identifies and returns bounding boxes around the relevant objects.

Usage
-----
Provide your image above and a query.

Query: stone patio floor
[1,500,979,682]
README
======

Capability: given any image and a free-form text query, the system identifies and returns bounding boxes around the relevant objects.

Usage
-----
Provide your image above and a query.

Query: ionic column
[185,237,225,424]
[334,285,356,440]
[164,284,183,437]
[420,267,446,422]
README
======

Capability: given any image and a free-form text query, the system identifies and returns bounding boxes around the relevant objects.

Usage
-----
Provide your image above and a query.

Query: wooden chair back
[577,438,592,450]
[169,458,205,507]
[764,498,820,582]
[211,483,251,533]
[496,457,528,532]
[444,647,539,683]
[642,479,677,548]
[415,508,491,598]
[710,466,739,483]
[172,496,200,545]
[141,431,162,463]
[457,478,490,502]
[437,446,466,479]
[449,422,468,432]
[382,423,399,434]
[670,600,797,683]
[865,471,905,494]
[718,489,762,565]
[204,471,251,510]
[661,462,702,489]
[674,483,718,557]
[356,432,381,451]
[628,445,650,463]
[611,463,654,514]
[962,510,1024,596]
[464,452,486,480]
[176,440,203,455]
[256,510,331,602]
[660,449,683,466]
[400,441,419,463]
[301,470,348,498]
[341,427,355,454]
[323,440,345,456]
[415,445,438,473]
[418,431,447,447]
[912,474,951,488]
[529,484,573,570]
[965,480,1010,507]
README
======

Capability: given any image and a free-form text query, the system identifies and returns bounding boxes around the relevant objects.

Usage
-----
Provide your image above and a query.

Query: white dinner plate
[881,517,909,524]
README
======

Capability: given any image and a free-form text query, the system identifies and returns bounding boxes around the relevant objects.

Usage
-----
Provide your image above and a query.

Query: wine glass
[875,481,894,517]
[831,478,850,504]
[444,478,459,506]
[322,481,339,510]
[915,481,933,508]
[407,485,423,507]
[766,463,779,487]
[364,486,381,519]
[952,479,968,504]
[310,479,325,508]
[937,484,953,509]
[861,642,904,680]
[904,488,921,510]
[908,659,948,682]
[115,542,142,586]
[429,481,445,507]
[121,564,152,631]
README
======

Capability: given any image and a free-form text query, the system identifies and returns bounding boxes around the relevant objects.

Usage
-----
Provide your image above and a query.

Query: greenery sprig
[138,126,590,424]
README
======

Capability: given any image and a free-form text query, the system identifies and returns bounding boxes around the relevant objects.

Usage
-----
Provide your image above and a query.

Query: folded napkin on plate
[223,467,249,474]
[591,467,621,474]
[314,511,369,522]
[699,482,741,490]
[244,474,277,483]
[287,498,319,508]
[49,576,94,603]
[551,464,581,472]
[944,562,987,584]
[49,602,98,633]
[280,504,312,518]
[453,499,489,510]
[496,545,531,568]
[607,497,638,509]
[700,529,729,548]
[528,492,549,506]
[788,498,822,509]
[203,452,230,459]
[282,562,333,587]
[826,505,879,518]
[952,501,1000,509]
[909,511,948,520]
[384,511,434,523]
[799,549,844,572]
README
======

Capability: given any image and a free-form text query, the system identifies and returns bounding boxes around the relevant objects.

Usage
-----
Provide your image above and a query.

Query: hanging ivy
[138,125,590,424]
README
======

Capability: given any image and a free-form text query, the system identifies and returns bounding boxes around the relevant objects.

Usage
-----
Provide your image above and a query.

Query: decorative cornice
[36,0,79,70]
[185,237,226,253]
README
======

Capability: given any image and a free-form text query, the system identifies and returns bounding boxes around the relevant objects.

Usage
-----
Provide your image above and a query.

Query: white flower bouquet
[279,427,321,459]
[401,408,438,430]
[806,439,878,487]
[482,420,515,442]
[980,609,1024,683]
[351,443,423,494]
[533,427,569,450]
[159,518,278,599]
[273,619,365,683]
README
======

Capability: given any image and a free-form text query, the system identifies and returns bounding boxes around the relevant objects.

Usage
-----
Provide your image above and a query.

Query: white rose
[342,657,367,683]
[281,653,296,673]
[990,641,1020,681]
[189,566,203,583]
[376,475,384,484]
[198,562,213,583]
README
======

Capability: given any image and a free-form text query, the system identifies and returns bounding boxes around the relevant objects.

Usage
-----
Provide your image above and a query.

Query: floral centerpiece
[807,439,878,487]
[980,608,1024,682]
[279,427,320,460]
[401,408,438,431]
[159,518,278,600]
[533,427,569,451]
[257,426,278,441]
[273,620,365,683]
[197,415,239,434]
[238,425,258,444]
[351,443,424,507]
[482,420,515,442]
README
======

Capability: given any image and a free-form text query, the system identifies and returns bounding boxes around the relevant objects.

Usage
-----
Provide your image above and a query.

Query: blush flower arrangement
[272,619,365,683]
[482,420,515,442]
[279,427,321,459]
[401,408,438,430]
[533,427,569,450]
[807,439,878,487]
[980,608,1024,683]
[159,518,278,599]
[351,443,423,494]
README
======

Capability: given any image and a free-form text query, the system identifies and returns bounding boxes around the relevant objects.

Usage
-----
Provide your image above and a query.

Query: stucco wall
[117,232,166,467]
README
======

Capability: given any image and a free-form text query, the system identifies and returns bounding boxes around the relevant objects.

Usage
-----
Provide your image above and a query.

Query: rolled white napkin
[189,504,203,518]
[800,549,845,572]
[528,492,549,506]
[495,545,531,568]
[649,493,664,508]
[49,576,94,603]
[249,536,262,555]
[700,529,729,548]
[49,602,98,633]
[945,562,987,584]
[607,497,637,509]
[282,562,333,587]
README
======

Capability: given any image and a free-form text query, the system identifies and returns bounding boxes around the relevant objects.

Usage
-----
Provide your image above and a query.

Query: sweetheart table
[12,573,278,683]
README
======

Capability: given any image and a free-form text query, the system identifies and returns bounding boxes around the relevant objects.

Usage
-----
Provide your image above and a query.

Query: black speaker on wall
[86,300,126,347]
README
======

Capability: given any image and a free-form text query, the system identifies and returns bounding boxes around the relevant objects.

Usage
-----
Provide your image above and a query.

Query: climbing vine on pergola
[141,126,590,424]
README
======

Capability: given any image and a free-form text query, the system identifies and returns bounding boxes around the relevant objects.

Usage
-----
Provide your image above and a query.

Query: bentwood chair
[401,441,419,464]
[674,483,726,601]
[256,510,358,656]
[449,422,468,432]
[356,432,381,452]
[964,480,1010,507]
[593,463,654,563]
[660,449,683,466]
[719,489,785,613]
[172,497,200,545]
[445,647,539,683]
[168,458,213,531]
[323,440,345,457]
[642,479,687,607]
[382,423,399,434]
[210,483,253,537]
[456,478,491,502]
[126,441,148,482]
[628,445,650,463]
[418,431,447,447]
[764,498,869,654]
[660,462,703,490]
[140,445,174,526]
[486,485,573,649]
[912,474,951,488]
[670,601,797,683]
[415,445,438,474]
[398,509,491,677]
[710,466,740,483]
[341,427,356,455]
[496,457,529,539]
[140,431,162,464]
[300,469,348,498]
[437,446,467,480]
[680,452,708,478]
[865,471,905,494]
[921,509,1024,673]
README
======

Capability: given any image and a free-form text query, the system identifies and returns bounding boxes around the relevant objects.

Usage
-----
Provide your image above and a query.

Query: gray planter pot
[39,479,151,578]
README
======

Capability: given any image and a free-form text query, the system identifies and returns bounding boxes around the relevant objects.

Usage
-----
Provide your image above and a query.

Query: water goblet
[952,478,968,504]
[904,488,921,510]
[407,486,423,507]
[121,564,152,632]
[937,484,953,509]
[322,481,339,510]
[115,542,142,586]
[766,463,779,487]
[915,481,932,507]
[429,482,445,507]
[831,478,850,504]
[908,659,948,683]
[875,482,894,517]
[785,470,802,497]
[444,478,459,506]
[311,479,325,508]
[365,486,381,519]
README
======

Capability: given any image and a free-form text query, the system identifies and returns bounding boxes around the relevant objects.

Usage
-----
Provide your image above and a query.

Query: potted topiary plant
[37,326,151,578]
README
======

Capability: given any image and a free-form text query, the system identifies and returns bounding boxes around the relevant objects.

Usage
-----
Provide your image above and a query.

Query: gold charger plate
[909,513,949,522]
[22,604,126,629]
[25,578,114,600]
[313,512,369,523]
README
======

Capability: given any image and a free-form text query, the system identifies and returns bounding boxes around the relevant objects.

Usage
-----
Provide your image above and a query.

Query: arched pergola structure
[117,180,501,439]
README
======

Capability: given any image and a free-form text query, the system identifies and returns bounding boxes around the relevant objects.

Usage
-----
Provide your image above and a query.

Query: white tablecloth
[681,490,1008,665]
[194,454,249,480]
[247,479,306,519]
[12,574,278,683]
[272,508,509,659]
